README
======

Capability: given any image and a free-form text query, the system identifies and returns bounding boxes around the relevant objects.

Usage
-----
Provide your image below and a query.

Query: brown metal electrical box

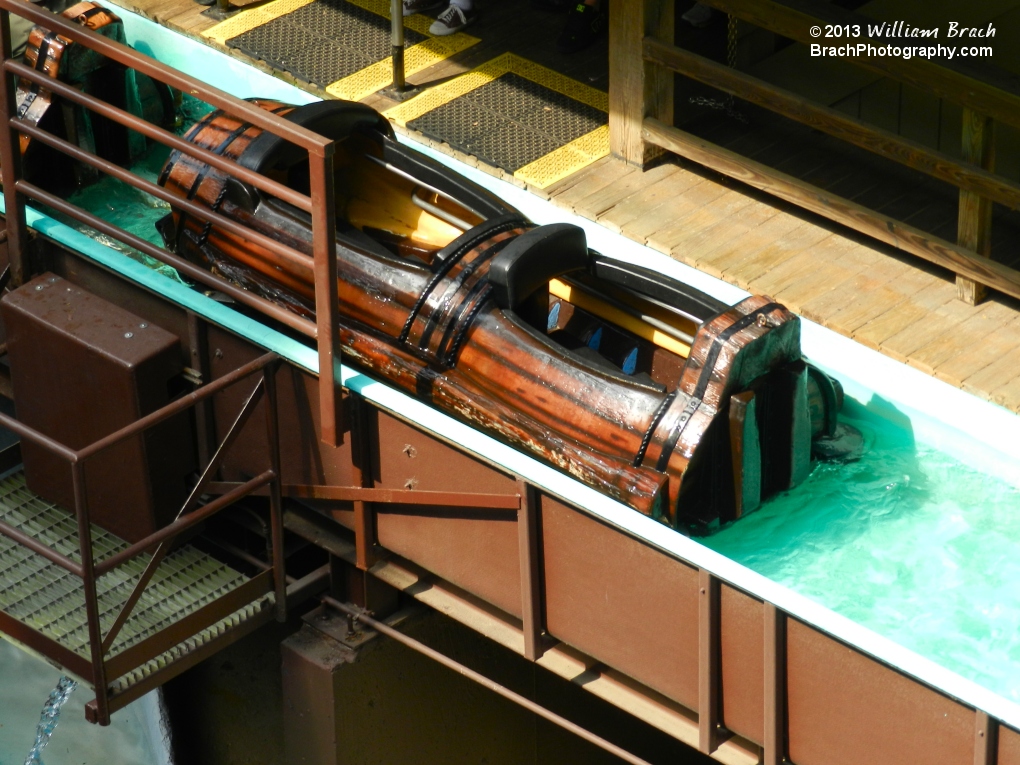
[1,273,195,543]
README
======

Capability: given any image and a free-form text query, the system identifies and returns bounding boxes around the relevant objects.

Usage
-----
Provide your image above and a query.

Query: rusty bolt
[214,348,224,359]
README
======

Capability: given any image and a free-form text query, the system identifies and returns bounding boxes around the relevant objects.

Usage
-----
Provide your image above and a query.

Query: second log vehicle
[157,99,849,533]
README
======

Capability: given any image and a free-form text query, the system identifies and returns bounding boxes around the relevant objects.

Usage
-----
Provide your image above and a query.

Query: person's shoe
[403,0,445,17]
[556,2,605,53]
[681,2,714,27]
[429,3,475,34]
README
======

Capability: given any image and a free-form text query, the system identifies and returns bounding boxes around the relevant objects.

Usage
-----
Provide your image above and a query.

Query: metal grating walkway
[0,471,272,689]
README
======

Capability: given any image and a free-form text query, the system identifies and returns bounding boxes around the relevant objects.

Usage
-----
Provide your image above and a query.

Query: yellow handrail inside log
[548,279,692,359]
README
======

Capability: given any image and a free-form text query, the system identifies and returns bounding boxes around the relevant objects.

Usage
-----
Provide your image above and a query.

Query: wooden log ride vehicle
[150,99,849,533]
[3,2,173,191]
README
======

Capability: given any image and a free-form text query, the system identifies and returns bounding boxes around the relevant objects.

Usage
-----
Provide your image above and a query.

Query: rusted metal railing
[0,0,344,445]
[0,351,284,725]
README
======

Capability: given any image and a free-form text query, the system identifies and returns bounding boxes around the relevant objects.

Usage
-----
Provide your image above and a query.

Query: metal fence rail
[0,0,345,445]
[0,350,284,724]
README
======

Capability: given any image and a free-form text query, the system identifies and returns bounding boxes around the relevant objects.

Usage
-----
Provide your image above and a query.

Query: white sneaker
[429,4,475,34]
[681,3,714,27]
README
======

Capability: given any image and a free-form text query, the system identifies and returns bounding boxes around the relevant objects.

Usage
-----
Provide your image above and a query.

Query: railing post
[186,311,216,469]
[309,145,343,447]
[350,392,376,571]
[698,569,721,753]
[0,7,29,287]
[957,108,994,306]
[764,602,787,765]
[608,0,672,166]
[975,710,998,765]
[517,479,543,661]
[263,361,287,621]
[72,461,111,725]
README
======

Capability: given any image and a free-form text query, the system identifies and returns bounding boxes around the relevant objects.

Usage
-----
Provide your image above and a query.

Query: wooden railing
[609,0,1020,304]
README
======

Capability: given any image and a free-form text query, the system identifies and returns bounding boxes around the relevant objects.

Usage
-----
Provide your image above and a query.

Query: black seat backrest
[226,100,393,211]
[589,253,728,324]
[240,100,392,174]
[488,224,589,312]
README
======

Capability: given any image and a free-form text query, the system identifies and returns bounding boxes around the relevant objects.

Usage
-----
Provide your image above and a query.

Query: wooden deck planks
[580,146,1020,411]
[904,301,1020,374]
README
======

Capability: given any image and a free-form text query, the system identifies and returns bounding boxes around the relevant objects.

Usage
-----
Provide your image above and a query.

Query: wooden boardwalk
[103,0,1020,414]
[537,156,1020,414]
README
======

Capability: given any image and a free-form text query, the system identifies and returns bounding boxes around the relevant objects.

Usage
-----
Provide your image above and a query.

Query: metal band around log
[637,390,701,472]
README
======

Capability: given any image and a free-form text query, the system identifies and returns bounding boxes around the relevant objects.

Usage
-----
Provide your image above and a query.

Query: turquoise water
[51,95,216,283]
[0,639,161,765]
[703,402,1020,701]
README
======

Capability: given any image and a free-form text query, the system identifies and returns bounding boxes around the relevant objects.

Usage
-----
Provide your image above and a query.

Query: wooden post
[608,0,673,166]
[957,109,994,305]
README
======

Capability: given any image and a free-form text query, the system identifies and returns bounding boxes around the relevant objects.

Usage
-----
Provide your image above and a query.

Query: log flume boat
[156,99,848,531]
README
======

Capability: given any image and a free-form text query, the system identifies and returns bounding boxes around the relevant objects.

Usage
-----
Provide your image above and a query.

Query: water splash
[22,676,78,765]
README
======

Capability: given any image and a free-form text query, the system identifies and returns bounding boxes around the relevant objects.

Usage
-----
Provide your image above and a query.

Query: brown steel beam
[264,362,288,620]
[349,394,375,569]
[95,471,275,576]
[699,569,721,753]
[0,610,95,681]
[309,151,342,447]
[186,312,216,470]
[287,483,521,508]
[103,570,275,680]
[72,461,110,724]
[975,711,998,765]
[763,603,786,765]
[322,596,659,765]
[207,480,523,509]
[87,594,277,724]
[79,352,277,462]
[517,479,543,661]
